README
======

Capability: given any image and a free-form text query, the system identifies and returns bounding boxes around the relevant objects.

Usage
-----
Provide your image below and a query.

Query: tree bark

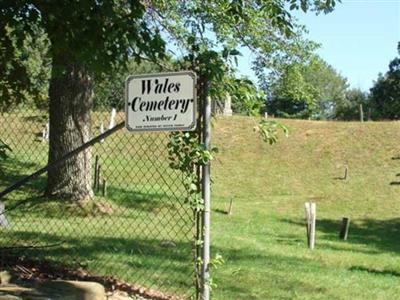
[45,58,94,202]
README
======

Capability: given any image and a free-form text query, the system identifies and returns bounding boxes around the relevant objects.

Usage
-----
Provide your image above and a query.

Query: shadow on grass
[209,245,328,297]
[282,218,400,253]
[0,230,194,296]
[213,208,229,215]
[106,185,179,212]
[1,156,181,216]
[1,230,193,275]
[0,159,46,204]
[349,266,400,277]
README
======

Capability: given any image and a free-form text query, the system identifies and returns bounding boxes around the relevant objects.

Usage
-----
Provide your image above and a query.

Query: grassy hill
[211,116,400,299]
[1,113,400,299]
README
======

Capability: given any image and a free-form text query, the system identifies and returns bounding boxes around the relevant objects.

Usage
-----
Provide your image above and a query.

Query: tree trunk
[45,58,94,202]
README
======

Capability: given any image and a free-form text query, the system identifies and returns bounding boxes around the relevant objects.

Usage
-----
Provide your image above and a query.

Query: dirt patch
[0,255,182,300]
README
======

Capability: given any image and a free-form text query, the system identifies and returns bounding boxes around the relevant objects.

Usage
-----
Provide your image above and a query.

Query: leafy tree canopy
[1,0,340,108]
[264,55,348,119]
[369,42,400,120]
[334,88,368,121]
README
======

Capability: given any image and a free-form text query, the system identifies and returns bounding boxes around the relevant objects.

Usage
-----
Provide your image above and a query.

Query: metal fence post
[201,95,211,300]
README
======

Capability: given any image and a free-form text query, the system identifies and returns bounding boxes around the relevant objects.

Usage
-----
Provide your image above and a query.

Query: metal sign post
[201,95,211,300]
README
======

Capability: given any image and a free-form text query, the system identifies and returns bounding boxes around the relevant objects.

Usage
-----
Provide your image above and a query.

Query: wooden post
[339,217,350,240]
[359,104,364,122]
[96,165,101,193]
[304,202,316,250]
[228,198,233,215]
[94,155,99,188]
[102,179,107,197]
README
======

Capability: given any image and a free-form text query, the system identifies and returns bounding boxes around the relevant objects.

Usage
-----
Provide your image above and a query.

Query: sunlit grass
[1,112,400,299]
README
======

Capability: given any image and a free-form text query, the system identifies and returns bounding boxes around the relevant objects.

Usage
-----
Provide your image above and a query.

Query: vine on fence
[168,131,218,212]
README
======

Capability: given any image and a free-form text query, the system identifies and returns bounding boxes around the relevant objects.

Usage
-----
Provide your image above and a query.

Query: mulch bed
[0,255,184,300]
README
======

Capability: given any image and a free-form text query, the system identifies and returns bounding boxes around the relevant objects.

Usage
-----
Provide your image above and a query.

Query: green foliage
[0,23,50,112]
[228,78,266,116]
[1,1,167,91]
[151,0,338,96]
[94,60,164,110]
[265,56,348,119]
[335,88,368,120]
[1,0,339,115]
[369,42,400,120]
[168,132,218,211]
[255,120,289,144]
[269,63,319,118]
[0,138,11,161]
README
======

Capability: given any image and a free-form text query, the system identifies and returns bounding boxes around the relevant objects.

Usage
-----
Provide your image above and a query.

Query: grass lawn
[211,116,400,299]
[1,111,400,299]
[0,110,195,298]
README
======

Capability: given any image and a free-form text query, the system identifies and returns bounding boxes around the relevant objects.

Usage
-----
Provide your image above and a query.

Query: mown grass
[1,111,400,299]
[0,110,194,298]
[211,116,400,299]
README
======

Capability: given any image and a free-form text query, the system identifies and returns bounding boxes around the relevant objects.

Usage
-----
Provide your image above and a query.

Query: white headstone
[264,112,268,119]
[42,128,46,141]
[223,92,233,116]
[100,122,104,143]
[42,123,49,141]
[0,201,10,228]
[108,108,116,129]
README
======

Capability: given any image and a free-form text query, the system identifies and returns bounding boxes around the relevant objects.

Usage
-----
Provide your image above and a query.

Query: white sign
[125,71,197,132]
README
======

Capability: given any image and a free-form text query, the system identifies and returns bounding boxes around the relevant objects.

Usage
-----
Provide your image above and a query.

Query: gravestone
[108,108,116,129]
[223,93,233,116]
[42,123,49,142]
[0,201,10,228]
[100,122,104,143]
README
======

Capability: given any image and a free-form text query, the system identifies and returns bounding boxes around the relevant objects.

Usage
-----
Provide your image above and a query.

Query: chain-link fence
[0,107,199,299]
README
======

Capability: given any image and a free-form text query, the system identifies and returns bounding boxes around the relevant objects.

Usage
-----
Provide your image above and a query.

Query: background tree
[334,88,368,120]
[369,42,400,120]
[1,1,165,201]
[267,61,319,118]
[265,55,348,119]
[1,0,339,201]
[94,59,164,111]
[230,78,266,116]
[0,22,50,113]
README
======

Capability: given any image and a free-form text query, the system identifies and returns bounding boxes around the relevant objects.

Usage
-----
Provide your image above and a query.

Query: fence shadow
[282,218,400,253]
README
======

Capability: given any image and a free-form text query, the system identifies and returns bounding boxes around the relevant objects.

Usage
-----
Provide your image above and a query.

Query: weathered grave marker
[94,155,99,189]
[223,92,233,116]
[102,179,107,197]
[109,108,116,129]
[228,198,234,215]
[339,217,350,240]
[42,123,49,142]
[96,164,101,193]
[344,165,349,180]
[359,104,364,122]
[0,201,10,228]
[100,122,104,143]
[304,202,316,250]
